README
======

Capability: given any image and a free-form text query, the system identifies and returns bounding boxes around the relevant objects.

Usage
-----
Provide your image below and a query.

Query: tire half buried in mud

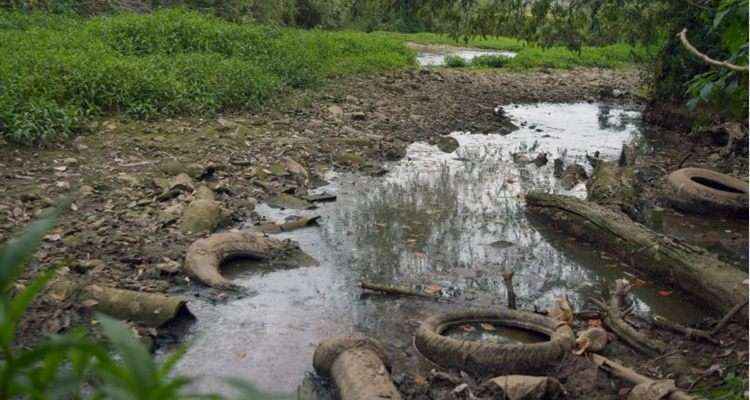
[415,309,574,376]
[665,168,748,217]
[184,231,311,290]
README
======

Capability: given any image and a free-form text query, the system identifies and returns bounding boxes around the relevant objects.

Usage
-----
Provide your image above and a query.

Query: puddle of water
[417,49,517,66]
[174,103,715,396]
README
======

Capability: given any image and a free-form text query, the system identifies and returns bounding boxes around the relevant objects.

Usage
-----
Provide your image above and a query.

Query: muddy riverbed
[174,103,718,395]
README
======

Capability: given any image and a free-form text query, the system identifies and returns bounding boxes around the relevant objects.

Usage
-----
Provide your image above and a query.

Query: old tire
[665,168,748,216]
[415,309,574,377]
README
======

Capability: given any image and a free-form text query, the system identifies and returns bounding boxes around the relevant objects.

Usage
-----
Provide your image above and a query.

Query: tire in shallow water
[665,168,748,217]
[414,309,574,377]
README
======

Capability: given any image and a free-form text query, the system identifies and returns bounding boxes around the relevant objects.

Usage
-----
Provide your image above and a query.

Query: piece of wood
[359,281,439,299]
[501,271,517,309]
[591,354,701,400]
[710,300,748,336]
[678,28,749,72]
[653,316,720,345]
[525,192,748,318]
[594,279,667,356]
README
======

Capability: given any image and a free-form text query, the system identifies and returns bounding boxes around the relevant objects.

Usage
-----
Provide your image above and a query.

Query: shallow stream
[175,103,715,395]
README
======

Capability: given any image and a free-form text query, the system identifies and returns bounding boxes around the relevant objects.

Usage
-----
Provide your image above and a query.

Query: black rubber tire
[665,168,748,216]
[414,309,574,377]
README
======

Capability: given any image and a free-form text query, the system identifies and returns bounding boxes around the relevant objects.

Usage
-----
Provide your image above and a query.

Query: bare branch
[678,28,749,72]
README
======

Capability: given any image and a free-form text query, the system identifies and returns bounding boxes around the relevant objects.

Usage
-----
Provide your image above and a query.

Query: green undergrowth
[380,31,648,70]
[0,9,414,144]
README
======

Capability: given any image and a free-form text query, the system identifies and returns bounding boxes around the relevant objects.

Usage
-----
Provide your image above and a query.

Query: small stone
[63,158,78,165]
[79,185,95,196]
[181,199,225,234]
[115,173,140,187]
[327,105,344,119]
[350,112,366,121]
[194,185,215,201]
[434,136,459,153]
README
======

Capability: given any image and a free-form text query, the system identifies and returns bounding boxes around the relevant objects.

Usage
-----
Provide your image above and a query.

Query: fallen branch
[710,300,748,336]
[525,192,748,318]
[678,28,749,72]
[593,279,666,356]
[501,271,517,309]
[653,316,720,345]
[591,354,701,400]
[359,281,439,299]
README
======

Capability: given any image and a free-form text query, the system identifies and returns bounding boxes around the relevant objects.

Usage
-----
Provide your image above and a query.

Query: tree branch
[678,28,749,72]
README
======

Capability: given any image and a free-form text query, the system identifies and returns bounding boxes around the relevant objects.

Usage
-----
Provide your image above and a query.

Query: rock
[532,153,548,167]
[159,160,186,176]
[79,185,95,197]
[238,197,257,211]
[159,160,205,179]
[115,173,140,187]
[350,112,366,121]
[434,136,459,153]
[283,158,308,180]
[335,152,364,166]
[217,117,237,131]
[170,173,194,193]
[266,194,315,210]
[194,185,215,201]
[63,158,78,165]
[560,164,588,190]
[185,163,206,179]
[327,105,344,119]
[180,198,226,234]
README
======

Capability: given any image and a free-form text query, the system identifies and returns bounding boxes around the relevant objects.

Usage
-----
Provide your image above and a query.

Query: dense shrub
[471,55,508,68]
[0,8,413,144]
[444,55,467,68]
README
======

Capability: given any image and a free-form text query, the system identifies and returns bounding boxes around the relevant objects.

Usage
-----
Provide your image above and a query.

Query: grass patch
[444,55,468,68]
[471,55,509,68]
[380,31,647,70]
[0,9,414,144]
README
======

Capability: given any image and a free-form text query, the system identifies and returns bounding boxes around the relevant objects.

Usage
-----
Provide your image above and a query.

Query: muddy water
[416,48,516,66]
[175,103,713,395]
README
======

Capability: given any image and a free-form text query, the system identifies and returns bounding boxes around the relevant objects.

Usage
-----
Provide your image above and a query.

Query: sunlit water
[417,49,517,66]
[174,103,713,396]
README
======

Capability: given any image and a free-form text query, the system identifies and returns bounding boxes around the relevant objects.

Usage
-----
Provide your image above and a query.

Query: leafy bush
[0,8,414,144]
[0,204,293,399]
[444,55,467,67]
[471,55,508,68]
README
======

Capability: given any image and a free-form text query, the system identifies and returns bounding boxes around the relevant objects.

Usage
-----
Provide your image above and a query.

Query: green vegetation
[0,205,292,399]
[444,55,467,68]
[380,31,646,69]
[470,55,508,68]
[0,8,414,144]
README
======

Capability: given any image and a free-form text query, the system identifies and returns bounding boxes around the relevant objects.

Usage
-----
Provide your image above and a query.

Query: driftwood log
[525,192,748,318]
[359,281,439,299]
[653,316,720,345]
[593,279,666,356]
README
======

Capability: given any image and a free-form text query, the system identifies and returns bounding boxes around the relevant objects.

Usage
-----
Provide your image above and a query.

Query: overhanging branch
[678,28,749,72]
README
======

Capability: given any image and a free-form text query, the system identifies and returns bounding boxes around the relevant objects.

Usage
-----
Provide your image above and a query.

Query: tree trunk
[525,192,748,318]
